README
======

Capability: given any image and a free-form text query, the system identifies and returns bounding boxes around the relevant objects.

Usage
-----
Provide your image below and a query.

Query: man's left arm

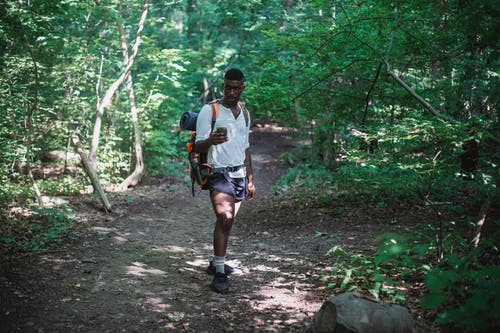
[245,148,256,200]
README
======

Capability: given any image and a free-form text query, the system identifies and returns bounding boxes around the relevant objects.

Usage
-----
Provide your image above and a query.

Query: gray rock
[306,292,414,333]
[40,150,80,163]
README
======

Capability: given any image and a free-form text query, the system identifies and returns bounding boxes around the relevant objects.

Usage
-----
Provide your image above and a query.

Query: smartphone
[216,127,228,136]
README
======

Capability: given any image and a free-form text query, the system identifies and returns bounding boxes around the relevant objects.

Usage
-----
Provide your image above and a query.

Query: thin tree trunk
[472,196,492,248]
[116,74,145,191]
[145,75,159,107]
[384,61,451,122]
[115,4,146,192]
[385,62,500,145]
[203,78,210,104]
[361,62,383,126]
[72,136,112,212]
[19,0,43,207]
[89,0,149,170]
[186,0,197,40]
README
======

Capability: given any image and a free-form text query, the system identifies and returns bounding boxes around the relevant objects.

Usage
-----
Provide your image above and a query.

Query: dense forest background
[1,0,498,331]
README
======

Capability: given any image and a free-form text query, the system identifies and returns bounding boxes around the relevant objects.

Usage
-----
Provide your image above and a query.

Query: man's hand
[196,130,227,152]
[244,149,255,200]
[246,180,256,200]
[210,129,227,146]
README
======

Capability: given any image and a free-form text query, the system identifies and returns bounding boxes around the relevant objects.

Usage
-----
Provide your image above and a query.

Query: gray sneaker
[211,273,230,294]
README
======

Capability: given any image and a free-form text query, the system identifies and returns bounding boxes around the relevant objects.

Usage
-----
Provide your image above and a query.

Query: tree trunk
[202,78,210,104]
[88,0,149,170]
[186,0,198,39]
[115,4,146,192]
[361,62,383,127]
[19,0,44,207]
[72,136,112,212]
[472,196,492,248]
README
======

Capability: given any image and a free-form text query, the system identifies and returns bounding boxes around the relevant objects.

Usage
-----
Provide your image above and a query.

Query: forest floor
[0,125,441,333]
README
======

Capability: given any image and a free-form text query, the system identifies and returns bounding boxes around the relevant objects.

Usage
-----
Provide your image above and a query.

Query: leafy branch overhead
[0,1,498,331]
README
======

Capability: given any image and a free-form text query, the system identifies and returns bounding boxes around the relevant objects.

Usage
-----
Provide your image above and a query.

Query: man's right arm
[194,137,213,153]
[194,105,226,153]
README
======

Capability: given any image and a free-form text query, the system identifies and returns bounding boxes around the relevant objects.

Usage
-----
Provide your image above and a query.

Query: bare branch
[96,53,104,108]
[385,62,452,122]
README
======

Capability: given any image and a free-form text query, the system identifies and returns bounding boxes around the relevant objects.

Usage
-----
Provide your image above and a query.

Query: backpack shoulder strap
[208,100,219,134]
[237,101,250,128]
[207,100,249,129]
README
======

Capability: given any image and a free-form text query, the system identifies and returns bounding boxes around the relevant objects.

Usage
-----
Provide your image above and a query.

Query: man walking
[195,68,256,293]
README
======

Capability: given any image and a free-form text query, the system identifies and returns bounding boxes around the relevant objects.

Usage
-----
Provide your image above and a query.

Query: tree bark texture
[72,136,112,212]
[115,5,146,192]
[89,0,149,170]
[472,196,492,248]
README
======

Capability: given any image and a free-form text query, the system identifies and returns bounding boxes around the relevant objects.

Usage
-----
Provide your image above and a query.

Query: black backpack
[180,100,250,196]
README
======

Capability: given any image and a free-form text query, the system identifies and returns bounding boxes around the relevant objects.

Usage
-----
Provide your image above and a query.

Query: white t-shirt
[195,102,250,178]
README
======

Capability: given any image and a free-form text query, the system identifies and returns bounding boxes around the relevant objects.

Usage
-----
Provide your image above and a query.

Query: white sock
[214,256,225,274]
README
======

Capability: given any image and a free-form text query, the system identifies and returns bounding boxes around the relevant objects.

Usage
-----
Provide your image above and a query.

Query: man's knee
[217,214,234,232]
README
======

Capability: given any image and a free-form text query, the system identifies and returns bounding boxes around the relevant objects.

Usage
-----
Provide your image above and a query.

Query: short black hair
[224,68,244,81]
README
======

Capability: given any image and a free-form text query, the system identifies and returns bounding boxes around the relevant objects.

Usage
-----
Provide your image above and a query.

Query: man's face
[222,79,245,104]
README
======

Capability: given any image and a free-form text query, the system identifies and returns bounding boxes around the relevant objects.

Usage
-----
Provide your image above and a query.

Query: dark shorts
[206,173,247,201]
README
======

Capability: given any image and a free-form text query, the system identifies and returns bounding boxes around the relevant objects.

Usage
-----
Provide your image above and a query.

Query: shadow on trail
[1,125,327,333]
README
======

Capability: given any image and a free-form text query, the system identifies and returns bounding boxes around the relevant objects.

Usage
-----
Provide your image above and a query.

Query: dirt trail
[1,126,429,332]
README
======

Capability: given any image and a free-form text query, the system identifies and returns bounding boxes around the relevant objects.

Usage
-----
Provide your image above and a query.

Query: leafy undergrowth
[0,206,77,255]
[274,167,500,332]
[321,222,500,332]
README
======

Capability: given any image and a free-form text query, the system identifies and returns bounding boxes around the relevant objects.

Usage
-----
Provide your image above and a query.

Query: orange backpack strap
[207,100,249,129]
[237,101,250,128]
[209,100,219,134]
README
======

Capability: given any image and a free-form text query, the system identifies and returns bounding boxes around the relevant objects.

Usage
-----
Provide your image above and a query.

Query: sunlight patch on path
[127,262,167,277]
[250,282,322,312]
[152,244,213,254]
